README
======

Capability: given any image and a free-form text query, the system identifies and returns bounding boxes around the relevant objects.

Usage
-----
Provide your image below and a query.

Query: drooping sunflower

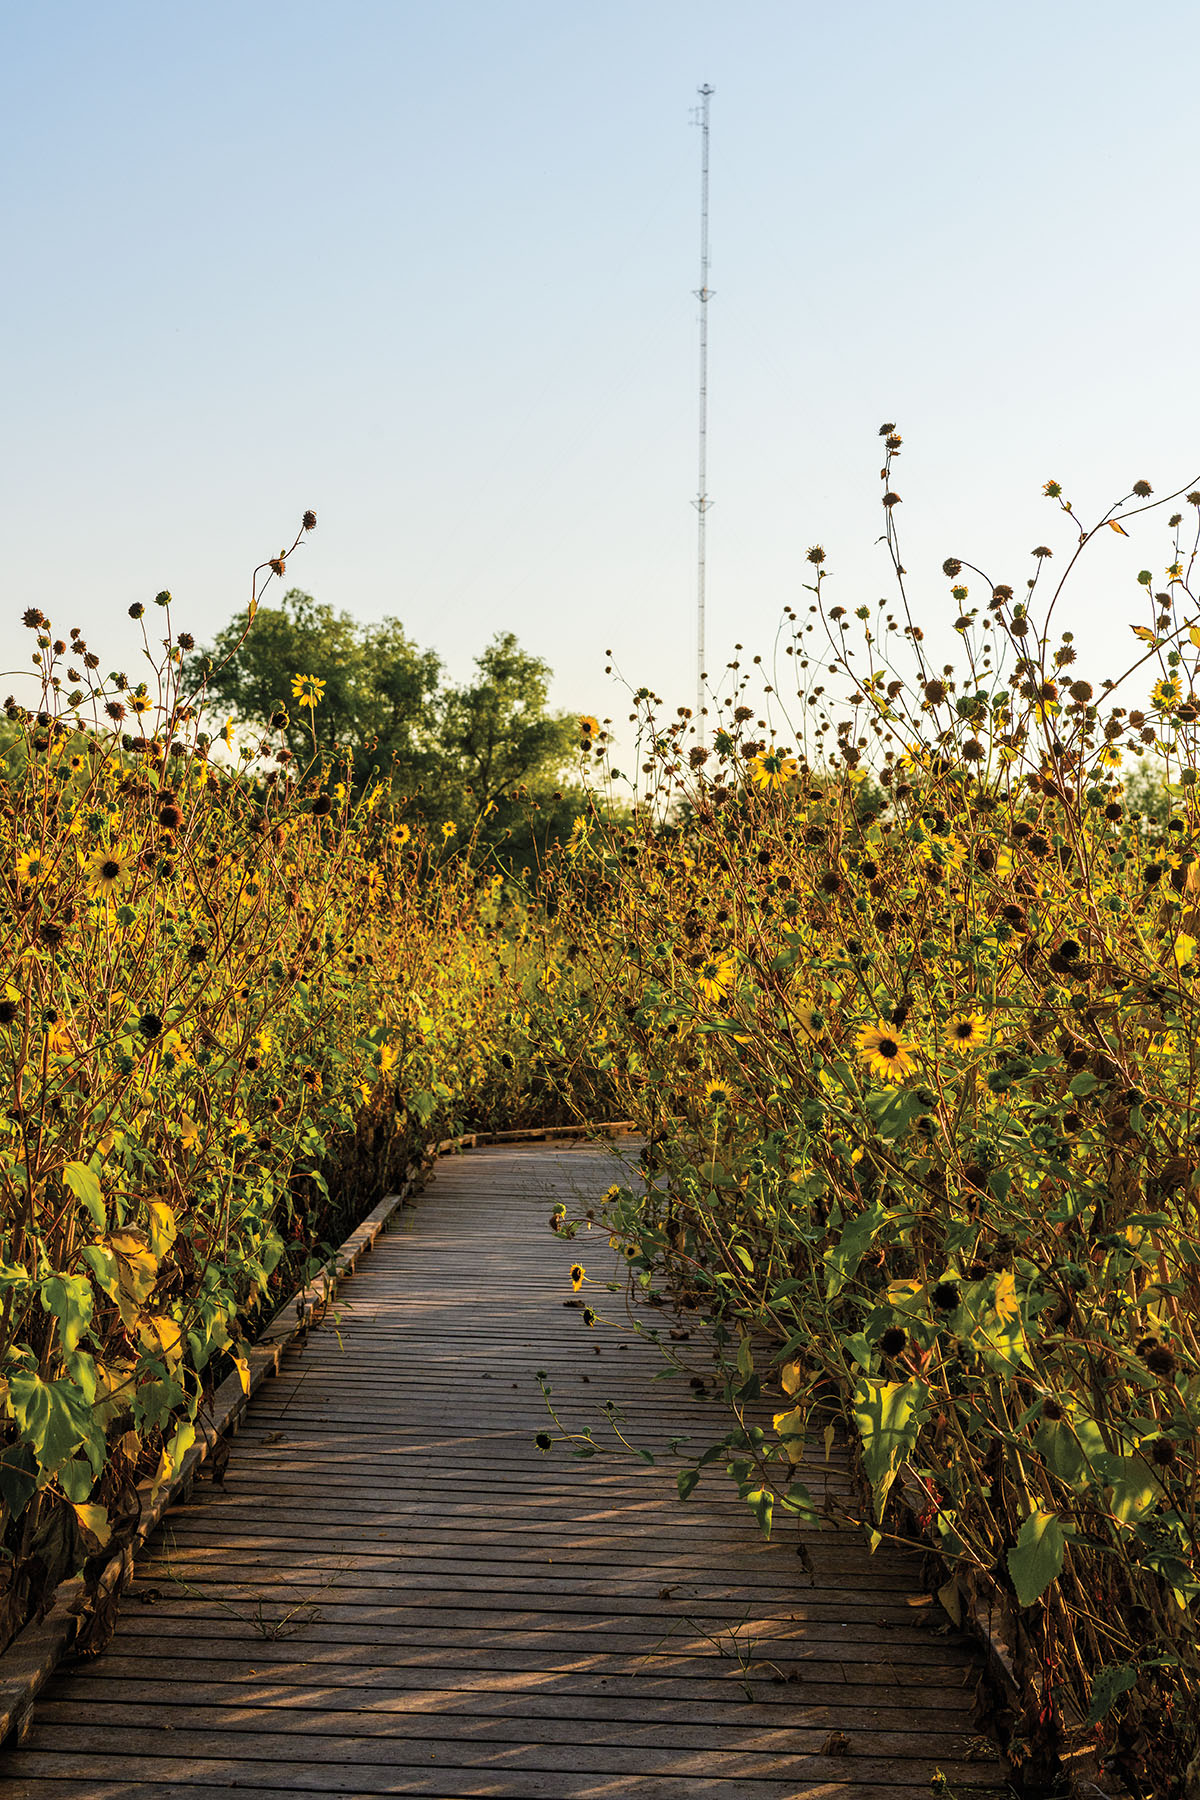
[290,673,326,708]
[569,1263,585,1292]
[85,845,133,898]
[750,749,799,789]
[945,1013,988,1050]
[856,1020,919,1081]
[697,956,735,1002]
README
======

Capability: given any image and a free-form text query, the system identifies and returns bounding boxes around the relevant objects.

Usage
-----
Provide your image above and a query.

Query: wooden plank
[0,1145,995,1796]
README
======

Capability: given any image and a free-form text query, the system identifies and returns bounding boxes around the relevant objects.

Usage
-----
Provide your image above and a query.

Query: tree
[187,593,580,842]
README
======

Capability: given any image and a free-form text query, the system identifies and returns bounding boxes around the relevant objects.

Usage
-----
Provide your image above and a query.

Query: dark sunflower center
[100,859,120,880]
[879,1037,899,1058]
[954,1022,973,1040]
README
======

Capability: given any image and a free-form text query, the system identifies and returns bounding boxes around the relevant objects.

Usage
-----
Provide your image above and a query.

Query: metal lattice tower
[692,84,713,738]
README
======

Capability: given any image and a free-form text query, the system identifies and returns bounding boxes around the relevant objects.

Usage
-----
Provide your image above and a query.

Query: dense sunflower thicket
[0,558,596,1658]
[541,452,1200,1794]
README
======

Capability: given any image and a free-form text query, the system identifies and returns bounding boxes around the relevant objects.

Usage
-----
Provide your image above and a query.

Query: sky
[2,1,1197,738]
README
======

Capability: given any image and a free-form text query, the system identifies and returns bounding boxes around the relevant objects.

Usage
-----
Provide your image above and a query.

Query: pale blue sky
[3,1,1196,730]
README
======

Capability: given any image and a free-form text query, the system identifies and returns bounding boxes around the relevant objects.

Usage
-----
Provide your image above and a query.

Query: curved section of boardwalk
[2,1143,1004,1799]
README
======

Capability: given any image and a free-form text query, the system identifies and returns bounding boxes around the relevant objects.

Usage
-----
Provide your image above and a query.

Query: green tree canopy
[187,591,581,850]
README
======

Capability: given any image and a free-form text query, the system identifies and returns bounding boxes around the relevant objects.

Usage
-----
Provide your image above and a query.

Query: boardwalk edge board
[0,1122,632,1750]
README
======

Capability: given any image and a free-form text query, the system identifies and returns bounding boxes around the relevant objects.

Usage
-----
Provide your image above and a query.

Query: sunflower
[290,673,326,707]
[579,715,600,739]
[391,823,412,847]
[1152,674,1181,712]
[569,1263,585,1291]
[697,956,735,1002]
[85,845,133,898]
[945,1013,988,1050]
[704,1078,734,1106]
[15,850,47,884]
[792,1000,824,1042]
[750,749,799,789]
[441,820,457,840]
[856,1020,919,1081]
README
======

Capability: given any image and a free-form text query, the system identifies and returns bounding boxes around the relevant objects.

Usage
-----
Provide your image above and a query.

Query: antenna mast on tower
[692,83,713,739]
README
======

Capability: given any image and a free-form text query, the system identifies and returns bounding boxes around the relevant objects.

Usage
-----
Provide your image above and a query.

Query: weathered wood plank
[0,1145,995,1797]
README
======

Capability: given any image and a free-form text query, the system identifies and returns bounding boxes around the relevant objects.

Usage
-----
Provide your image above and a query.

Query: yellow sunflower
[85,845,133,898]
[704,1078,734,1106]
[750,749,799,789]
[945,1013,988,1050]
[579,715,600,739]
[291,673,326,707]
[570,1263,585,1292]
[15,850,47,884]
[856,1021,919,1081]
[1152,675,1181,712]
[441,820,457,840]
[391,823,412,847]
[697,956,735,1002]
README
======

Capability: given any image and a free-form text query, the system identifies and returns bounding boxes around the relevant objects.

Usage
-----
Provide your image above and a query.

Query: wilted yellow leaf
[71,1504,111,1551]
[146,1201,177,1260]
[772,1406,807,1462]
[780,1359,805,1396]
[1109,520,1130,536]
[138,1315,184,1368]
[1130,625,1157,642]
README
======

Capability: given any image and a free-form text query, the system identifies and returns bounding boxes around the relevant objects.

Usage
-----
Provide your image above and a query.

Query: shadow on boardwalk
[1,1143,1008,1799]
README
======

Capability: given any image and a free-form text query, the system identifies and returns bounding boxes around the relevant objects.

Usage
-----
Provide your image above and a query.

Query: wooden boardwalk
[2,1143,1004,1799]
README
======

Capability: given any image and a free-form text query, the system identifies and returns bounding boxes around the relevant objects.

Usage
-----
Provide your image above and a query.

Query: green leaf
[0,1443,38,1520]
[40,1274,94,1356]
[63,1161,105,1230]
[677,1468,701,1501]
[1084,1663,1138,1727]
[744,1487,774,1539]
[852,1377,930,1519]
[1068,1071,1099,1097]
[825,1201,887,1299]
[7,1371,93,1479]
[1007,1508,1067,1605]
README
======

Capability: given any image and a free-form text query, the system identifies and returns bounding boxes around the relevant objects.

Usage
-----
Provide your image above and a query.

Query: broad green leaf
[7,1371,92,1478]
[744,1487,774,1539]
[63,1162,105,1230]
[1084,1663,1137,1727]
[677,1468,701,1501]
[825,1200,886,1299]
[852,1377,930,1518]
[40,1274,93,1356]
[1104,1455,1162,1523]
[1007,1508,1067,1605]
